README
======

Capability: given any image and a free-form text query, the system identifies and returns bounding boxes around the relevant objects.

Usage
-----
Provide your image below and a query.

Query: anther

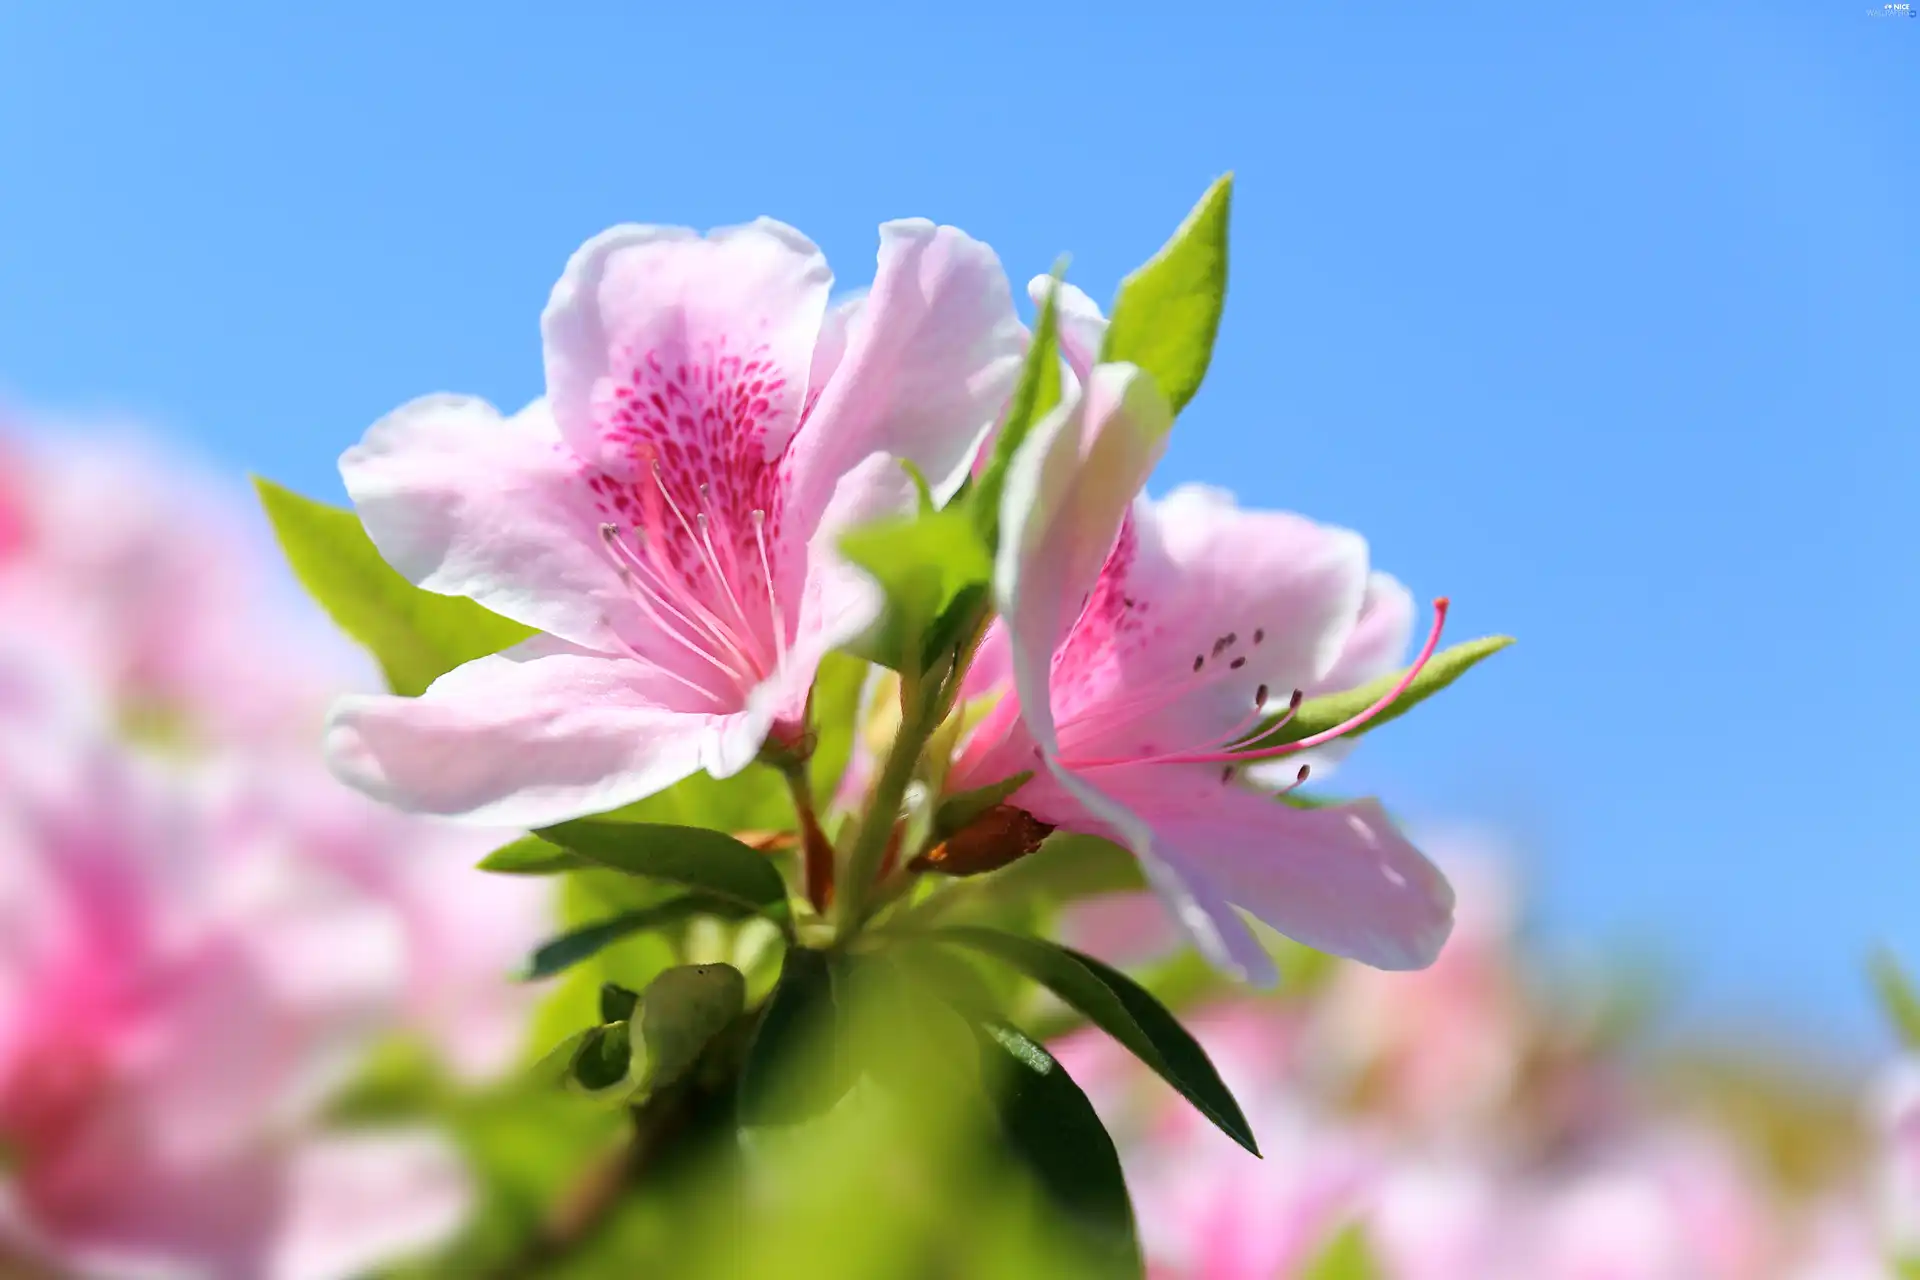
[1254,684,1270,707]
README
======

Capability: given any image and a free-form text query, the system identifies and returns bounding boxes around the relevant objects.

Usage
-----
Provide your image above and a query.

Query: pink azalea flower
[0,727,469,1280]
[948,292,1453,982]
[325,219,1025,826]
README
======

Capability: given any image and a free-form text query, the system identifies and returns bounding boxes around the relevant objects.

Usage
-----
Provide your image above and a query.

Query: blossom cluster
[318,205,1458,984]
[9,178,1915,1279]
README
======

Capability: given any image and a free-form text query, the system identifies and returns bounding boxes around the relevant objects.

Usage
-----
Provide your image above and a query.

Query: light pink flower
[325,219,1025,826]
[1309,837,1528,1136]
[257,773,548,1083]
[0,426,353,751]
[948,288,1453,983]
[0,729,469,1280]
[1872,1056,1920,1256]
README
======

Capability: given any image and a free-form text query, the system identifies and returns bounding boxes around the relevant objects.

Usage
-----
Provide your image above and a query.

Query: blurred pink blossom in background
[0,415,553,1278]
[1055,831,1893,1278]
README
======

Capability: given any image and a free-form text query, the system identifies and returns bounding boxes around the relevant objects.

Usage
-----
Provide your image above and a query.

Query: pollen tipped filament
[1063,599,1451,773]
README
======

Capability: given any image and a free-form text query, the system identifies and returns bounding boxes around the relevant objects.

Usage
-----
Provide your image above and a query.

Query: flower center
[597,461,788,707]
[1059,598,1451,775]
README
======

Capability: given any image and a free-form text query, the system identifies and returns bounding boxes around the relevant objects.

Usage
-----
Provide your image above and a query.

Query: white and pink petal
[324,636,726,828]
[996,364,1174,758]
[785,220,1026,524]
[341,395,641,653]
[542,219,832,475]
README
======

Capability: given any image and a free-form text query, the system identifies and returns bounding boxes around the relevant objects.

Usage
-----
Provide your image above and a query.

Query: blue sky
[2,3,1915,1046]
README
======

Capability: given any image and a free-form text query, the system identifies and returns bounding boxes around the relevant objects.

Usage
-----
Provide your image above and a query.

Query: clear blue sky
[3,4,1915,1047]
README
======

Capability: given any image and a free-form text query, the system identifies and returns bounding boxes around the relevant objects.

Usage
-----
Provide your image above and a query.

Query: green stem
[837,667,941,933]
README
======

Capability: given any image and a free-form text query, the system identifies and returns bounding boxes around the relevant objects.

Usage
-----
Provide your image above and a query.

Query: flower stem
[836,666,941,933]
[777,759,834,914]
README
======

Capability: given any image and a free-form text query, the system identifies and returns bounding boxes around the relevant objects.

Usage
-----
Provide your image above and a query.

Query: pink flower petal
[542,219,832,474]
[786,219,1026,523]
[996,363,1174,758]
[1155,791,1455,973]
[324,635,731,826]
[341,394,643,652]
[268,1131,470,1280]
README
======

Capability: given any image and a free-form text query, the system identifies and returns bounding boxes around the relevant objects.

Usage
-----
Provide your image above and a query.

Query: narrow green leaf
[839,506,994,673]
[937,926,1257,1156]
[739,946,848,1126]
[935,771,1035,838]
[1251,635,1514,750]
[636,963,747,1090]
[1872,948,1920,1049]
[979,1023,1142,1276]
[518,895,747,981]
[1100,174,1232,414]
[536,821,790,920]
[476,834,588,875]
[973,261,1065,545]
[253,477,533,696]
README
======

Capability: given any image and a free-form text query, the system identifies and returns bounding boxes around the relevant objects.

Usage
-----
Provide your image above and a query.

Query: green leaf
[979,1023,1141,1276]
[571,1020,633,1093]
[587,767,793,830]
[967,832,1146,912]
[519,896,748,981]
[476,834,589,875]
[253,477,533,696]
[1100,174,1231,415]
[599,982,640,1024]
[635,963,748,1091]
[839,505,994,672]
[835,951,983,1100]
[536,822,790,921]
[973,260,1065,546]
[1251,635,1514,750]
[739,946,848,1126]
[1871,948,1920,1049]
[1300,1223,1384,1280]
[934,771,1034,838]
[936,927,1257,1156]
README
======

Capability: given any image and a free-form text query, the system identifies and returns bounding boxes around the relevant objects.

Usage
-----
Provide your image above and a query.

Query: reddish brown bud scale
[912,805,1055,877]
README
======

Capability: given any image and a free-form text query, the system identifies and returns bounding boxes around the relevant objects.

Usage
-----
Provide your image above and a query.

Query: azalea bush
[3,177,1914,1279]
